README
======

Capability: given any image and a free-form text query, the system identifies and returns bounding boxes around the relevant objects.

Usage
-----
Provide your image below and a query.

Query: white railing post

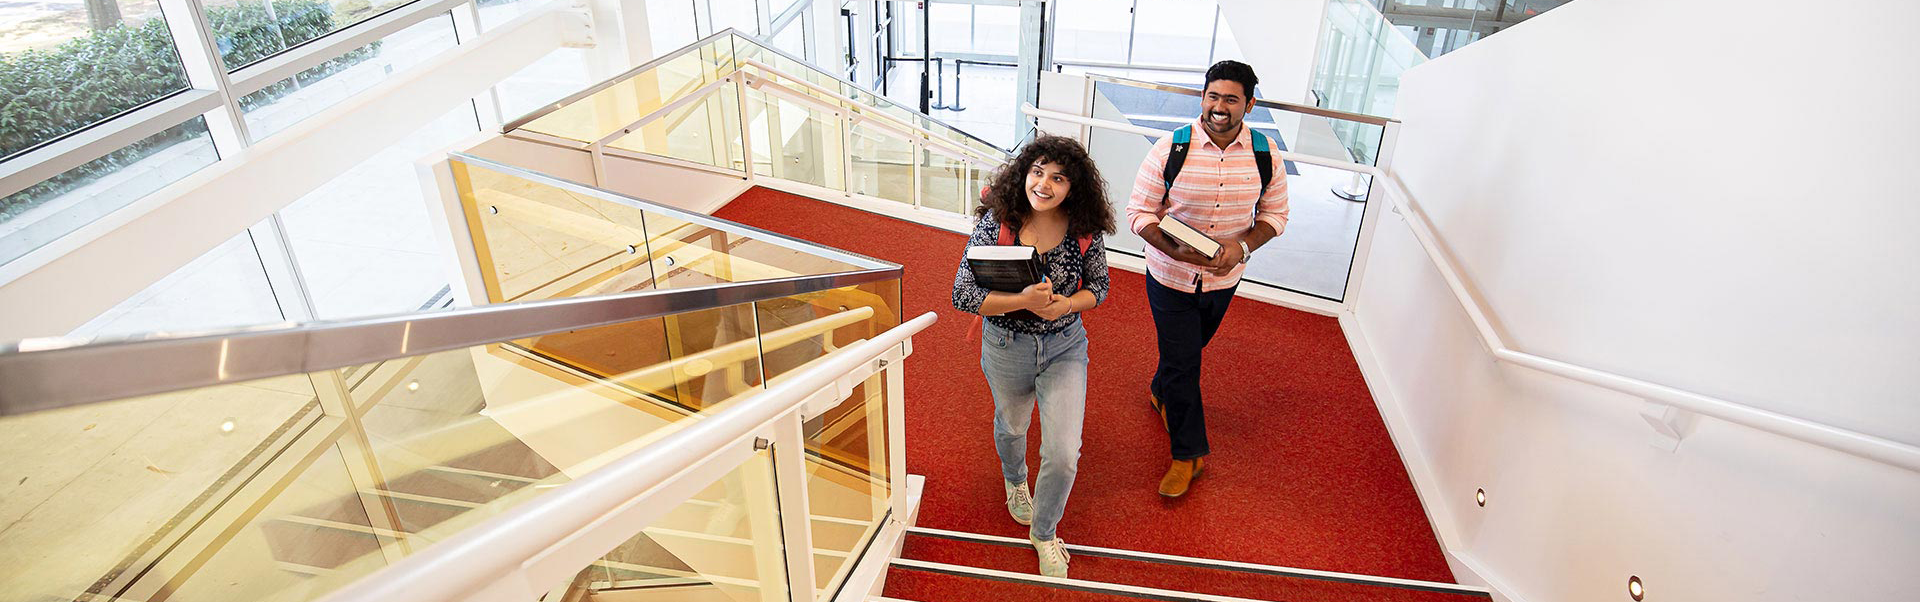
[771,408,819,601]
[885,339,909,522]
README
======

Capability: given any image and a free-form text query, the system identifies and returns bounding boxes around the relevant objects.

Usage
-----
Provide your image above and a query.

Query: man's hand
[1029,295,1073,321]
[1207,235,1244,276]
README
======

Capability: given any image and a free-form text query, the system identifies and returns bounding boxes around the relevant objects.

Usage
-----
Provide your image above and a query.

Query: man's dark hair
[1203,60,1259,100]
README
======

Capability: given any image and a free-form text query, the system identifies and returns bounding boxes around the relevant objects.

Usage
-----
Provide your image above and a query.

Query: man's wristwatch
[1238,240,1252,264]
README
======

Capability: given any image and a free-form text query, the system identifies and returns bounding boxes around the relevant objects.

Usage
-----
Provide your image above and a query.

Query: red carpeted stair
[715,187,1459,600]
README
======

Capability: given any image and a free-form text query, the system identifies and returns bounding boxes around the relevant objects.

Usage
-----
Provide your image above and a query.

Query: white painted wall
[1215,0,1326,104]
[1351,0,1920,600]
[1385,0,1920,445]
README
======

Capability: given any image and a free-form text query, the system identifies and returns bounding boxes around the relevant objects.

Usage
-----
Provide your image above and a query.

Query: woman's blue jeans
[980,319,1089,541]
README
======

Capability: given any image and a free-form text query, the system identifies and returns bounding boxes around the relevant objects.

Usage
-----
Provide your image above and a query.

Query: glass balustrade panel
[519,35,738,144]
[1087,81,1376,301]
[918,147,967,214]
[802,368,891,599]
[745,87,847,191]
[607,80,744,170]
[638,210,871,292]
[847,120,915,205]
[553,449,788,602]
[450,160,656,303]
[0,375,321,602]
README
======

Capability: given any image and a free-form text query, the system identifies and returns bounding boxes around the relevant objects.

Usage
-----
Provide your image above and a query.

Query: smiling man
[1124,60,1290,498]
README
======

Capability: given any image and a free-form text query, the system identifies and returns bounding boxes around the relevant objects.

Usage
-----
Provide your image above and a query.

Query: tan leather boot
[1157,457,1205,498]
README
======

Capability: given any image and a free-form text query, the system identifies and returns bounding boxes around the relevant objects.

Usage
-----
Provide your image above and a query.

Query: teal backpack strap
[1250,130,1274,194]
[1161,125,1192,200]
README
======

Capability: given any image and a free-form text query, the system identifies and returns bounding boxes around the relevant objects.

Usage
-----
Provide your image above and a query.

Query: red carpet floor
[715,188,1457,598]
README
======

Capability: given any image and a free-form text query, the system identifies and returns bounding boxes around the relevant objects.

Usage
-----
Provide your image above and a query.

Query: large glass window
[1,0,201,265]
[207,0,416,72]
[495,47,592,122]
[708,0,759,36]
[970,4,1018,56]
[770,16,806,57]
[241,12,458,142]
[649,0,699,56]
[1053,0,1132,64]
[1129,0,1215,67]
[280,104,479,319]
[0,118,221,266]
[0,0,190,159]
[69,229,286,338]
[927,2,968,54]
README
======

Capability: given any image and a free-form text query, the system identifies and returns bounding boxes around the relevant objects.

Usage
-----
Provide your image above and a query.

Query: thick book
[966,245,1045,321]
[1158,215,1222,259]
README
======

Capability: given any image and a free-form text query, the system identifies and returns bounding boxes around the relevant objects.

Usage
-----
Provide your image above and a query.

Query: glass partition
[0,376,321,602]
[517,34,740,144]
[505,31,1009,217]
[0,269,903,602]
[1088,80,1378,301]
[918,147,968,214]
[1312,0,1425,164]
[848,120,915,205]
[606,80,745,170]
[746,87,847,190]
[555,449,789,602]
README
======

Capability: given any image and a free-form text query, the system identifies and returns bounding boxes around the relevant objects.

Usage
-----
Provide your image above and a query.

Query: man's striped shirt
[1125,118,1290,293]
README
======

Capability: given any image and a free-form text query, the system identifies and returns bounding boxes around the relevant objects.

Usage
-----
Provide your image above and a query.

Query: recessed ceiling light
[406,380,421,392]
[219,420,236,433]
[1628,576,1645,600]
[1476,488,1486,507]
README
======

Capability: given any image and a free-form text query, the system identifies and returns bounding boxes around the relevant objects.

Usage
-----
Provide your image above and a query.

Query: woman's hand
[1019,278,1055,309]
[1029,295,1073,321]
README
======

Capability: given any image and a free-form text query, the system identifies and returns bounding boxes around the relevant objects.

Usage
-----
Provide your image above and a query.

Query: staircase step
[891,529,1488,602]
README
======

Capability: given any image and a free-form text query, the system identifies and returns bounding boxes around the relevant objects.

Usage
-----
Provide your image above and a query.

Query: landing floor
[715,187,1453,583]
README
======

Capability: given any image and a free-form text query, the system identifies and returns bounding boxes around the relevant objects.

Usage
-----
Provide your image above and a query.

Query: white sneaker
[1030,534,1071,578]
[1004,480,1034,526]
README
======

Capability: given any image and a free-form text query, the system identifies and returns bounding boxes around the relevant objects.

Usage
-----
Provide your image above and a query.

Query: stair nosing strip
[890,558,1281,602]
[904,526,1490,596]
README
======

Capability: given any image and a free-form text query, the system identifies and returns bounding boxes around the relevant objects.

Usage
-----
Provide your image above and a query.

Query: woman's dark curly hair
[975,134,1116,239]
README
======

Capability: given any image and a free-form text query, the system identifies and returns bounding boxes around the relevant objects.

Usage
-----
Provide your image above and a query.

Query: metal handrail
[1044,108,1920,473]
[0,268,901,416]
[311,311,937,602]
[734,63,1003,167]
[503,29,1010,157]
[1023,104,1375,175]
[450,152,894,269]
[1082,72,1397,127]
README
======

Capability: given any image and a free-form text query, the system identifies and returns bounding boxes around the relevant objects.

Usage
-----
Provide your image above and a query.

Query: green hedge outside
[1,0,383,220]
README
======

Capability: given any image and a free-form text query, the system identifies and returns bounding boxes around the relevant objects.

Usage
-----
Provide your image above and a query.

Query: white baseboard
[1339,312,1526,602]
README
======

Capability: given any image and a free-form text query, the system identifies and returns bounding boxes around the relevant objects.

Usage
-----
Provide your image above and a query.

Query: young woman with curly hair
[950,134,1115,578]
